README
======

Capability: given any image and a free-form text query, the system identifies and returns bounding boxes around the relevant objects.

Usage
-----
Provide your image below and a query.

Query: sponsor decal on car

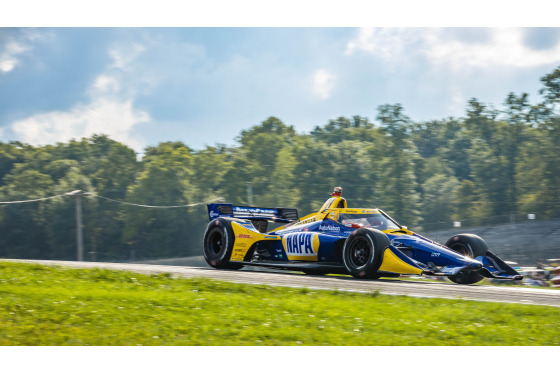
[291,216,316,227]
[319,224,340,232]
[237,234,252,239]
[233,206,277,214]
[282,233,319,257]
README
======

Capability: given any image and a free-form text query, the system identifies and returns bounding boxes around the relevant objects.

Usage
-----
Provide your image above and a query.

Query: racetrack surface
[4,259,560,307]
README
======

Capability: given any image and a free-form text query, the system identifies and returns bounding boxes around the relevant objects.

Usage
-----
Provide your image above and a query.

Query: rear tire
[203,218,244,270]
[342,228,390,279]
[444,233,487,285]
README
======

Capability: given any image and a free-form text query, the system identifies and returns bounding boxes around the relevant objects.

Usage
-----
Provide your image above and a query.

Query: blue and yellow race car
[203,187,522,284]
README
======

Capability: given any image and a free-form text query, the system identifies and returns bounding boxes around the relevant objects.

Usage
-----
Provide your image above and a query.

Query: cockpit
[339,213,400,231]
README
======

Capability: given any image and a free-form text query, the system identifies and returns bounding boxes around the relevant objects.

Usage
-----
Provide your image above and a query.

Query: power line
[1,190,223,262]
[0,192,222,208]
[1,190,559,210]
[89,193,222,208]
[0,194,67,204]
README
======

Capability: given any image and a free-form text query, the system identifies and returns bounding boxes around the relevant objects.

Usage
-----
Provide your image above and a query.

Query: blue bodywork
[206,202,522,281]
[269,216,519,280]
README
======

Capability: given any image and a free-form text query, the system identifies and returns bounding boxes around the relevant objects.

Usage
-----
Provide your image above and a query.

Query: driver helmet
[368,217,385,228]
[331,186,343,197]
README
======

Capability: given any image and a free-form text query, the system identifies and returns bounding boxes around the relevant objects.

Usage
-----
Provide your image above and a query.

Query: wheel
[203,218,244,270]
[444,233,487,285]
[342,228,390,279]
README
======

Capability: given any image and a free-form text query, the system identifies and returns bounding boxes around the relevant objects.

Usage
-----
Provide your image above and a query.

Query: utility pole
[66,190,85,261]
[246,181,253,206]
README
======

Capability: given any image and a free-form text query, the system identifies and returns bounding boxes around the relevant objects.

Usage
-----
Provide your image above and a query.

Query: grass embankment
[0,261,558,345]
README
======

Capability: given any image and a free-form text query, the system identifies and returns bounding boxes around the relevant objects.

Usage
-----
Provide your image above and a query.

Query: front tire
[445,233,487,285]
[342,228,390,279]
[203,218,243,270]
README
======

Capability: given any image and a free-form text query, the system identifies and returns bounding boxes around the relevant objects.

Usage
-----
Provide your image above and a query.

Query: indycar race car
[202,187,523,284]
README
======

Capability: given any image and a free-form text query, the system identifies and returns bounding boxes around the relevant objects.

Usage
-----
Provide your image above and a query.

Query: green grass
[0,261,558,346]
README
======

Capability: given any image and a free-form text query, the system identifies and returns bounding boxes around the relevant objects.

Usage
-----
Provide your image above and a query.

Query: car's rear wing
[207,203,298,223]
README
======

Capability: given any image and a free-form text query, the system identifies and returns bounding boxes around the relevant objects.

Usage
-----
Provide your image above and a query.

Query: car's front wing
[379,246,523,281]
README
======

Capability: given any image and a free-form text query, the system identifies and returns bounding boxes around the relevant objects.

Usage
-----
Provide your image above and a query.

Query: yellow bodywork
[227,195,424,275]
[229,221,279,262]
[378,247,423,275]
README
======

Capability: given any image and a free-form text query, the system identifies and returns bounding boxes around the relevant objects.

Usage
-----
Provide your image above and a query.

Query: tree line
[1,65,560,261]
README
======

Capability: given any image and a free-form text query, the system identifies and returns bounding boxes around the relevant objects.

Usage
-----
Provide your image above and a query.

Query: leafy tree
[259,143,301,208]
[375,104,420,227]
[451,179,487,227]
[122,142,198,259]
[0,142,27,184]
[517,116,560,219]
[292,136,338,214]
[310,116,374,144]
[501,92,532,216]
[2,64,560,262]
[421,174,458,230]
[191,145,232,201]
[45,166,95,260]
[0,169,54,259]
[223,117,297,206]
[540,65,560,107]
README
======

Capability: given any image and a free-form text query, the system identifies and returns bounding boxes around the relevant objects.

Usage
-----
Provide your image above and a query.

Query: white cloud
[90,74,121,96]
[346,28,560,70]
[312,69,336,99]
[10,98,150,152]
[446,87,466,117]
[0,30,45,73]
[8,40,153,152]
[346,28,411,59]
[109,43,146,69]
[0,40,29,73]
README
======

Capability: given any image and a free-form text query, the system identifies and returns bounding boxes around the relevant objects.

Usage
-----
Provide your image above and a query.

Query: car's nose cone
[468,261,483,269]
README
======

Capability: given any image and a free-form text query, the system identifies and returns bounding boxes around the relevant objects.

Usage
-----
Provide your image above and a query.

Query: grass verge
[1,261,558,345]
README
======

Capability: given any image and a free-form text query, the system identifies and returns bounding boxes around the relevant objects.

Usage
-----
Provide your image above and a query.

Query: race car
[202,187,523,284]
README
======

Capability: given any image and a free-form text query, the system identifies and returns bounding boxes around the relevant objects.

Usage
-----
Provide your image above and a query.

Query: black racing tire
[444,233,487,285]
[203,218,244,270]
[342,228,390,279]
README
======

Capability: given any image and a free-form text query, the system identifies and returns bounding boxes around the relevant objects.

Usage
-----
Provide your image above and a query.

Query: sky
[1,5,560,154]
[1,3,559,368]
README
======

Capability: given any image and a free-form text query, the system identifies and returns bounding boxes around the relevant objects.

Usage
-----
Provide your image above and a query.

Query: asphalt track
[4,259,560,307]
